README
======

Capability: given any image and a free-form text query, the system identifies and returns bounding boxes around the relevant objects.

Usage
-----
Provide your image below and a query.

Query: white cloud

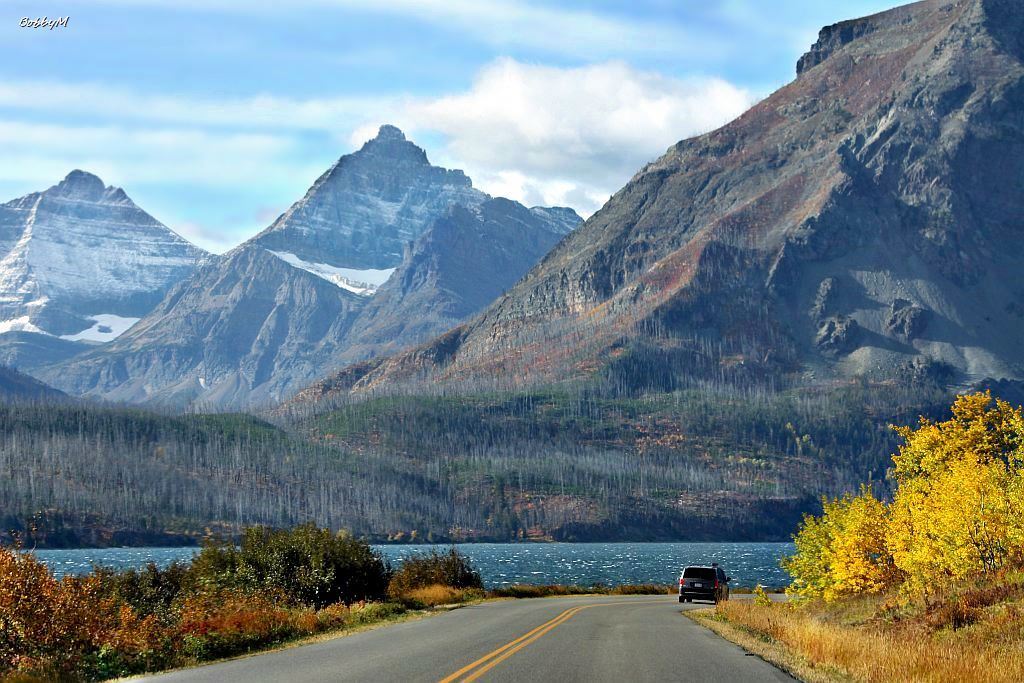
[0,120,301,187]
[0,82,387,132]
[374,59,755,215]
[0,58,754,237]
[85,0,705,60]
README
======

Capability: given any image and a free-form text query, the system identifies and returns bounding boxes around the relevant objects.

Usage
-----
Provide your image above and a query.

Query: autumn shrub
[93,561,191,622]
[400,584,485,607]
[175,590,316,660]
[351,601,406,623]
[0,545,166,680]
[488,584,590,598]
[886,393,1024,594]
[191,524,391,608]
[387,548,482,601]
[316,601,352,630]
[0,545,90,678]
[0,525,405,681]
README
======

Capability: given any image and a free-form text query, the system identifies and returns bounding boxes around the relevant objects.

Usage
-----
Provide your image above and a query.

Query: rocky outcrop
[815,316,861,357]
[810,277,839,321]
[885,299,929,341]
[797,16,879,76]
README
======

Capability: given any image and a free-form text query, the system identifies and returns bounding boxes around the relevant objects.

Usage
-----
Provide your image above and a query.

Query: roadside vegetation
[0,524,669,682]
[0,524,405,681]
[387,547,485,607]
[698,393,1024,682]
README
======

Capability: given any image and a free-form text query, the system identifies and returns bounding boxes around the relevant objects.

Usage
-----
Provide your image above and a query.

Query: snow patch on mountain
[0,316,46,335]
[267,250,395,296]
[60,314,141,343]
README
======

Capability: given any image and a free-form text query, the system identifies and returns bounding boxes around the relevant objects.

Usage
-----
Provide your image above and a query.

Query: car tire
[678,596,684,603]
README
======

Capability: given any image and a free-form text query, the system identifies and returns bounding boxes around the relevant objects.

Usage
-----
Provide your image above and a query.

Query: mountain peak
[374,124,406,142]
[341,0,1024,394]
[52,170,107,200]
[358,124,429,165]
[795,0,966,76]
[0,171,207,362]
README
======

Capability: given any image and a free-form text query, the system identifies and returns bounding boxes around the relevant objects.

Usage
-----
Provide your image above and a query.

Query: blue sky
[3,0,898,252]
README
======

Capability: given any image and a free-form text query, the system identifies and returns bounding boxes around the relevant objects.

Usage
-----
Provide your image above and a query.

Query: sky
[2,0,899,253]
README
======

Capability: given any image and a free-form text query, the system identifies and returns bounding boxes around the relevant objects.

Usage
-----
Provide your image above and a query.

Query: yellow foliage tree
[784,392,1024,600]
[886,393,1024,594]
[784,486,896,602]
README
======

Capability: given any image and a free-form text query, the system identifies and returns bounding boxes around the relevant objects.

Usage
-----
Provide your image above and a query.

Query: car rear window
[682,567,716,580]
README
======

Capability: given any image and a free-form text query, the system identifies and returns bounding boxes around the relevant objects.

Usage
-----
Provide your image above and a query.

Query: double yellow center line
[438,599,664,683]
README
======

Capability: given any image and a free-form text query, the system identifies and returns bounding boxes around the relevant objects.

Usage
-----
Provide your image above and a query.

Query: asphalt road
[145,595,793,683]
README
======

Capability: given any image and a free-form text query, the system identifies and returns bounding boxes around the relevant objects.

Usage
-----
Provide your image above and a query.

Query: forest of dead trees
[0,375,958,547]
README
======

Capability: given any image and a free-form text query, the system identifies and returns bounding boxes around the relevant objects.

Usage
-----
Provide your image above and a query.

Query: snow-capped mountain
[0,171,208,368]
[42,126,579,408]
[253,124,488,274]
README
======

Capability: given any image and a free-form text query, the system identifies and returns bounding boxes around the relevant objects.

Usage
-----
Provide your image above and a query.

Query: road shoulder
[685,608,842,683]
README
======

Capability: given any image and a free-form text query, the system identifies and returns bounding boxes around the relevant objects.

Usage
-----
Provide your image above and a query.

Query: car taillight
[714,579,719,588]
[679,578,684,586]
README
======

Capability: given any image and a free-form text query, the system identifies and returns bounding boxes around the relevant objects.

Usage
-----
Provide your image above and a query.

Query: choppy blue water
[33,542,793,588]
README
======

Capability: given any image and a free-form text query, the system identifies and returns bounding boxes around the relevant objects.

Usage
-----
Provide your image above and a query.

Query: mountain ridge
[41,127,580,408]
[298,0,1024,401]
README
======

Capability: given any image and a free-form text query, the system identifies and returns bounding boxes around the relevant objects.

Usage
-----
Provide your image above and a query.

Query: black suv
[678,564,730,603]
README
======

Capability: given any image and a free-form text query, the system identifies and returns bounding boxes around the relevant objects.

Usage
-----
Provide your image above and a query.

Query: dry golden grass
[402,584,483,607]
[688,607,842,683]
[700,597,1024,683]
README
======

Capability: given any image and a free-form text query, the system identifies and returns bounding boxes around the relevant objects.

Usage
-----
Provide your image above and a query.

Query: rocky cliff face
[253,124,488,273]
[0,171,207,368]
[42,127,579,408]
[334,198,575,365]
[47,247,366,408]
[337,0,1024,396]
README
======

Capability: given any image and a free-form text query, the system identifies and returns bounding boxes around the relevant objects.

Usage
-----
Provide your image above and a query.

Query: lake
[32,542,793,588]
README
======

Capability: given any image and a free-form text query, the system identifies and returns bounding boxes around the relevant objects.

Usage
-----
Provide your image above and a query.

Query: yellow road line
[437,606,582,683]
[439,599,665,683]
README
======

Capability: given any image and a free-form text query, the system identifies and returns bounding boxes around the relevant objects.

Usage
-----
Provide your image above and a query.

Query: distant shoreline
[13,538,795,550]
